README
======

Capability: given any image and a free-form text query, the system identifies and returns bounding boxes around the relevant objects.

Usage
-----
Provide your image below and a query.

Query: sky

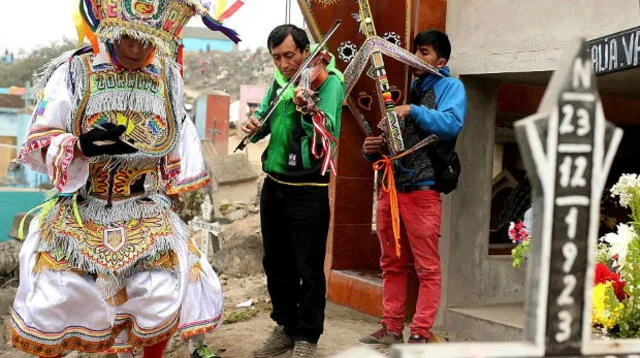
[0,0,305,54]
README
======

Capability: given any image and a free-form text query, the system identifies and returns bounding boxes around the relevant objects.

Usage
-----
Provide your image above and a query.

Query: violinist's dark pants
[259,176,330,344]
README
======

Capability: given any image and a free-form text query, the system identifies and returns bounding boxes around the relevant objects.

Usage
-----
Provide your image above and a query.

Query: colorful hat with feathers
[76,0,243,56]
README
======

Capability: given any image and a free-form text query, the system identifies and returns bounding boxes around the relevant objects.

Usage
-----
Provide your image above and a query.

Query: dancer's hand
[78,123,138,157]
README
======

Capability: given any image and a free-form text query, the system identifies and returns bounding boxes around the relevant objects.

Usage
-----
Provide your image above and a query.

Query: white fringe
[68,55,89,131]
[165,59,187,129]
[38,207,189,299]
[96,26,174,57]
[32,49,79,101]
[84,91,167,118]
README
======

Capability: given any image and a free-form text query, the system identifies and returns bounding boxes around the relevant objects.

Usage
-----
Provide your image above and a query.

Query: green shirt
[252,74,345,177]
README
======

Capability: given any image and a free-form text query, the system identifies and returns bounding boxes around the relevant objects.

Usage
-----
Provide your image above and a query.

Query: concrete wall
[212,181,259,219]
[0,137,16,180]
[238,84,267,128]
[0,111,19,137]
[0,188,45,242]
[215,181,258,204]
[440,77,526,315]
[0,111,20,183]
[195,96,208,139]
[446,0,640,75]
[438,1,640,312]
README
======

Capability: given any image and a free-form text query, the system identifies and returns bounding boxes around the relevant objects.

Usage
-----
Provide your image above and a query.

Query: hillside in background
[0,43,274,105]
[182,48,274,103]
[0,41,76,88]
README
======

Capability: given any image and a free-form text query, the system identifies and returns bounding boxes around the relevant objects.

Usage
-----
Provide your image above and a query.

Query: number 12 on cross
[517,39,623,356]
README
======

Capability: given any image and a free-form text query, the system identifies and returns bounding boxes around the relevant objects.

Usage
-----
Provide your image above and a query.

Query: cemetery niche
[337,37,640,358]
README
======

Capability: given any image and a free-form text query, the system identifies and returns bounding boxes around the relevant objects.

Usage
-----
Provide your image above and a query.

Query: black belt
[397,184,434,193]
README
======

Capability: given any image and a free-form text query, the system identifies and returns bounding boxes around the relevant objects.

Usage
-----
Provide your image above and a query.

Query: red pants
[377,189,442,338]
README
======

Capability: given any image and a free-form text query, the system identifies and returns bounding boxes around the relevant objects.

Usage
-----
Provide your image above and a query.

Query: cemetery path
[164,274,389,358]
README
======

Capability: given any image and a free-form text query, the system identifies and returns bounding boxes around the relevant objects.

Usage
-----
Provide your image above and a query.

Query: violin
[296,50,332,113]
[233,20,342,153]
[304,50,331,90]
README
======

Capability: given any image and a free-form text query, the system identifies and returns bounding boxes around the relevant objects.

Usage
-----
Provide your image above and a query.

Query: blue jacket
[363,67,466,156]
[363,67,466,187]
[408,66,466,141]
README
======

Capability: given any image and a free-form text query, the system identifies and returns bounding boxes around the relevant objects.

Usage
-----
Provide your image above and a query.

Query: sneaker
[292,340,317,358]
[192,345,220,358]
[252,326,294,357]
[407,333,446,344]
[359,326,404,345]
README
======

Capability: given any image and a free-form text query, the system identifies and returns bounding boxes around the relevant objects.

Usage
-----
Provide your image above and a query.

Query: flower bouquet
[591,174,640,337]
[509,220,531,269]
[508,173,640,337]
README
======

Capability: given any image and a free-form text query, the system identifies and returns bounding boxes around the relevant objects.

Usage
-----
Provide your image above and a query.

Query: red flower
[508,221,529,243]
[594,262,627,301]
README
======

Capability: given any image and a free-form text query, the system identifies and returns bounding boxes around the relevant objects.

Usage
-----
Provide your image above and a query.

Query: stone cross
[339,38,636,358]
[201,194,213,222]
[191,195,220,257]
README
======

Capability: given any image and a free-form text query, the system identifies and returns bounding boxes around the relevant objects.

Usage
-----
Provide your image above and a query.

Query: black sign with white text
[587,26,640,75]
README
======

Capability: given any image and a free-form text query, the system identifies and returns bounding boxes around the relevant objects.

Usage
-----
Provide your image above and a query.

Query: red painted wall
[205,94,230,156]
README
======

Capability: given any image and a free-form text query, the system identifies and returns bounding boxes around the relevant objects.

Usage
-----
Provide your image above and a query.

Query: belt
[266,174,329,187]
[397,184,433,193]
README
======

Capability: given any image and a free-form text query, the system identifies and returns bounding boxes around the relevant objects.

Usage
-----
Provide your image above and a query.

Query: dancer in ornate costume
[10,1,240,357]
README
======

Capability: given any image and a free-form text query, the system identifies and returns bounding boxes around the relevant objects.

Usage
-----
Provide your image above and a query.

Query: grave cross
[338,38,635,358]
[190,195,221,256]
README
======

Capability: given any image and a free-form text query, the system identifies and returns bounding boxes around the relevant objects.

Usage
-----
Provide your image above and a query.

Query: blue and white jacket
[364,67,467,188]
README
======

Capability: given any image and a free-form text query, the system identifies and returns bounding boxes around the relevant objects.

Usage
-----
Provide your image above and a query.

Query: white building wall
[446,0,640,75]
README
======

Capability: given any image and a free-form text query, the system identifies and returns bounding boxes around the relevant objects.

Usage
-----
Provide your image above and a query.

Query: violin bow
[234,19,343,152]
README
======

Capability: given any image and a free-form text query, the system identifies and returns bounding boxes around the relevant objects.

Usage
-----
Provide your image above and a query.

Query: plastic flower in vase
[591,173,640,337]
[592,281,624,331]
[509,220,531,269]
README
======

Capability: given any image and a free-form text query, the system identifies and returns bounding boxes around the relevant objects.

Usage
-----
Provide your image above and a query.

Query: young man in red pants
[359,30,467,345]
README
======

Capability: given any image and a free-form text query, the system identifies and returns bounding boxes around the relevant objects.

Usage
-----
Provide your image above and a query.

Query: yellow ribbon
[17,193,84,241]
[216,0,228,18]
[73,8,87,47]
[17,203,46,241]
[72,6,99,53]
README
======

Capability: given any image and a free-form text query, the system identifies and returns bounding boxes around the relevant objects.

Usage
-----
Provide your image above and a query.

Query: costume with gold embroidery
[10,0,240,356]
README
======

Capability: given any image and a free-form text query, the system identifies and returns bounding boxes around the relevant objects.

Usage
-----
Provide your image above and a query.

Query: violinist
[241,24,345,358]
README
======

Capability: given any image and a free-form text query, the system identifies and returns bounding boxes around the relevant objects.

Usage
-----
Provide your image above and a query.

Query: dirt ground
[163,275,388,358]
[0,272,462,358]
[161,274,463,358]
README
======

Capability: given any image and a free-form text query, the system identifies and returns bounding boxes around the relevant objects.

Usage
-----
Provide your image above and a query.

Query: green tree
[0,40,77,88]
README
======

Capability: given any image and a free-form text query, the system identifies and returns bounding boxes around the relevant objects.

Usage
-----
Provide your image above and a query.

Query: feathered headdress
[74,0,244,57]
